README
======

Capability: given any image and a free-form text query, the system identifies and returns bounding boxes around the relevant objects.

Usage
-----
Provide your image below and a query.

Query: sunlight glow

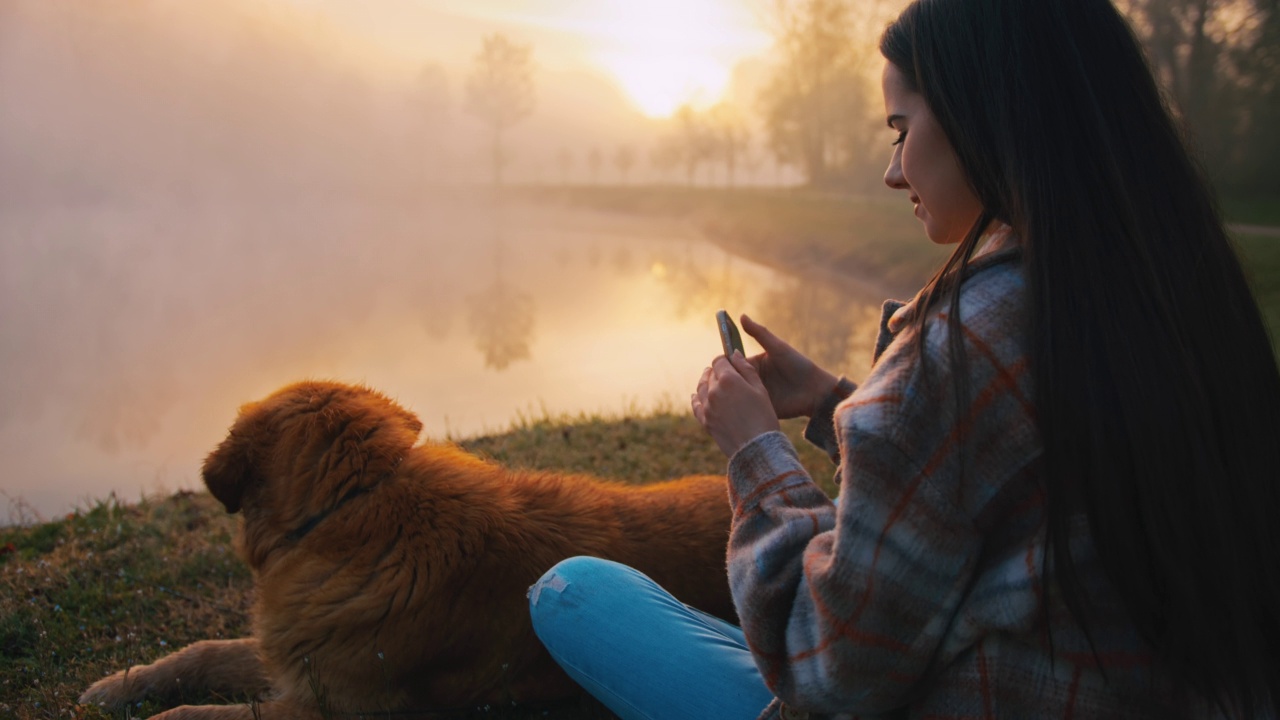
[559,0,768,118]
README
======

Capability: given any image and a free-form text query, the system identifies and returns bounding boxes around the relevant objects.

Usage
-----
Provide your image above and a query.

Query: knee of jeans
[529,556,603,606]
[528,556,620,627]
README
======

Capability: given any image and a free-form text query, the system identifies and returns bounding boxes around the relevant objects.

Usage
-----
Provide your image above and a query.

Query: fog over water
[0,1,882,521]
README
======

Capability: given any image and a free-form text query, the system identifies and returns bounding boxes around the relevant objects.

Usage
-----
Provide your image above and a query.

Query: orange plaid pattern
[726,246,1203,719]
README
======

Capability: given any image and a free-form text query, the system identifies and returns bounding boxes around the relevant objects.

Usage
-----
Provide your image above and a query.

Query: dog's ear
[202,428,259,514]
[326,388,423,480]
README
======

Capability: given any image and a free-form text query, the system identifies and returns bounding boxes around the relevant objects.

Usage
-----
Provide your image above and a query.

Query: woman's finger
[740,314,792,355]
[728,351,764,388]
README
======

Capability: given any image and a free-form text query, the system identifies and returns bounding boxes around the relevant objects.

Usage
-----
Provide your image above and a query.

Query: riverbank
[517,185,1280,354]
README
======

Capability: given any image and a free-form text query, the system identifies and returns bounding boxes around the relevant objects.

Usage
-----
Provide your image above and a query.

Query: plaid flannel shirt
[726,240,1203,719]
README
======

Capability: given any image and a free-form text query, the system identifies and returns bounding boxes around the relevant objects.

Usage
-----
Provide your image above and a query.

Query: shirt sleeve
[726,427,982,715]
[801,377,857,465]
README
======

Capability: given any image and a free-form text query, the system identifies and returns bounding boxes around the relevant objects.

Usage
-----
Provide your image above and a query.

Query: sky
[278,0,775,117]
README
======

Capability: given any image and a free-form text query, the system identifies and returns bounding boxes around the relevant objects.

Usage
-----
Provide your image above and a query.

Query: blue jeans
[528,556,774,720]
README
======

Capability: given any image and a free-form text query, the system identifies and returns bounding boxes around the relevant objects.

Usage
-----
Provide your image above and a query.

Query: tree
[1118,0,1280,193]
[708,102,751,187]
[587,145,602,184]
[465,34,535,186]
[555,146,573,186]
[756,0,889,187]
[613,144,637,184]
[670,104,716,185]
[649,142,680,184]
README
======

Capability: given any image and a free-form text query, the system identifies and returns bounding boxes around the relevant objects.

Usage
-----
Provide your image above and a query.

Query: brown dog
[80,380,734,719]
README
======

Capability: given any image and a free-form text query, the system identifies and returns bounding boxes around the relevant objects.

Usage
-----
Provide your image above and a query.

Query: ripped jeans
[527,556,774,720]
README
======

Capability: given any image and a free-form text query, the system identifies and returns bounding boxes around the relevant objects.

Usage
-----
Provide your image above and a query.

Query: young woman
[529,0,1280,717]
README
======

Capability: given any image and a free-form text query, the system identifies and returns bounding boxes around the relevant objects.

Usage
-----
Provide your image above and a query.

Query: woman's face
[881,63,983,245]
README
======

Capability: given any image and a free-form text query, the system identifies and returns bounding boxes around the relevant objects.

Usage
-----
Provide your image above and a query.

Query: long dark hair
[881,0,1280,715]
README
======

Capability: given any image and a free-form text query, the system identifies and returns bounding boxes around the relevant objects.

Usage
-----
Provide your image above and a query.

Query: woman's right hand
[739,314,840,420]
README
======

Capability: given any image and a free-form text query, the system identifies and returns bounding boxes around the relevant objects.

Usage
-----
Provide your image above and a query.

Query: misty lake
[0,194,890,522]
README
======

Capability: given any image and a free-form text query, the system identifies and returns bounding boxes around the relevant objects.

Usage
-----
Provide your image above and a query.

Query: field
[2,186,1275,719]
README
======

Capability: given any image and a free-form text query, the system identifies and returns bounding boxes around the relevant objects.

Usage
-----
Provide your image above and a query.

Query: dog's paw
[148,704,258,720]
[79,668,151,709]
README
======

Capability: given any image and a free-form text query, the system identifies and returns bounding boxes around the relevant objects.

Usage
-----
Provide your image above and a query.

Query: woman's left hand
[692,352,781,458]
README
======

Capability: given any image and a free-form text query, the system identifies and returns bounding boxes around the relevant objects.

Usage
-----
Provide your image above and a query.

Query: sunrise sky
[278,0,773,117]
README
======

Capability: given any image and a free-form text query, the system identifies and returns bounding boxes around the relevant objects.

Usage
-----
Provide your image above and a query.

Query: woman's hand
[740,314,839,419]
[691,352,781,459]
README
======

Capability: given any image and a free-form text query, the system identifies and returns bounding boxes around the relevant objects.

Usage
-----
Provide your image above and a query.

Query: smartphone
[716,309,745,357]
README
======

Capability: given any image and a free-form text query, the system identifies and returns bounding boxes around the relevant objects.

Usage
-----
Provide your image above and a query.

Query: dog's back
[250,441,733,712]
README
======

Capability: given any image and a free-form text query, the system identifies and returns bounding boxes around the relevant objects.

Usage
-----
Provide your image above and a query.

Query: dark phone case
[717,310,744,356]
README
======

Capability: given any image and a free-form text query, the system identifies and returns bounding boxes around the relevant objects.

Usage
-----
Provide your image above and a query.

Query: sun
[574,0,768,118]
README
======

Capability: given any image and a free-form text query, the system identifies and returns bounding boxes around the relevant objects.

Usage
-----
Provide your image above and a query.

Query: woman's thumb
[741,314,788,353]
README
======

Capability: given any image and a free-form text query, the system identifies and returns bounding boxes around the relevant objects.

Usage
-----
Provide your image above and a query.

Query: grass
[0,411,834,720]
[1221,195,1280,228]
[1235,230,1280,353]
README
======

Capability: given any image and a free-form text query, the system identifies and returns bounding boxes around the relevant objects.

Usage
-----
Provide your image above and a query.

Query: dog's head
[203,381,422,560]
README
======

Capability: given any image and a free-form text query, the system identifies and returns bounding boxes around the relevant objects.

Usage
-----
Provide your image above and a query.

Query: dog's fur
[80,380,734,719]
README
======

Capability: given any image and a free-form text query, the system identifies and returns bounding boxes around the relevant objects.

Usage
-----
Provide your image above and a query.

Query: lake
[0,193,890,522]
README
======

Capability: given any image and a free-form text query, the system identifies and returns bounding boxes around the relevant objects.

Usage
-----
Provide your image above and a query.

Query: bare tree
[613,144,637,184]
[671,104,716,185]
[465,34,535,187]
[649,141,681,184]
[555,146,573,186]
[708,102,751,187]
[587,145,602,184]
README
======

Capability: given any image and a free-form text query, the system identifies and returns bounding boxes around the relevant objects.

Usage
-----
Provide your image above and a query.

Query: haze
[0,0,846,521]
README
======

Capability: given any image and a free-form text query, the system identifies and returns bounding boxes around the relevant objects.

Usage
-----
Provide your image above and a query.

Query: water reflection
[467,278,536,370]
[1,197,894,521]
[761,280,885,375]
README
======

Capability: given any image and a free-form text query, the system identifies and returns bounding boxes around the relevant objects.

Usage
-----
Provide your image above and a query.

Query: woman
[529,0,1280,717]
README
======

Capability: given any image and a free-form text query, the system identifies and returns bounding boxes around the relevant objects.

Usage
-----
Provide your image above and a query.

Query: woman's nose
[884,154,907,190]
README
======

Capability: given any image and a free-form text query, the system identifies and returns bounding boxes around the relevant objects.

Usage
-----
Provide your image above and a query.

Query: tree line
[444,0,1278,195]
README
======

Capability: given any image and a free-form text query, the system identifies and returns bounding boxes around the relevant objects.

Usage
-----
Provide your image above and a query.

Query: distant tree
[708,102,751,187]
[1118,0,1280,193]
[671,104,716,185]
[649,141,681,184]
[613,144,637,184]
[757,0,888,187]
[587,145,602,184]
[465,34,535,186]
[556,146,573,185]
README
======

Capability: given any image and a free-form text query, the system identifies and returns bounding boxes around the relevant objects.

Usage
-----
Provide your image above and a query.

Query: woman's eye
[891,130,907,146]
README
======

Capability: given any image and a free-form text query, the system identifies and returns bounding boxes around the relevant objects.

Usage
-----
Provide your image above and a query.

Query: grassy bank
[0,412,834,720]
[1236,231,1280,348]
